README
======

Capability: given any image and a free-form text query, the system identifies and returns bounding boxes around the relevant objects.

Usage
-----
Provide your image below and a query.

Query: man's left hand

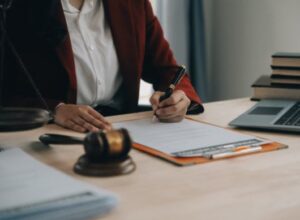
[150,90,191,122]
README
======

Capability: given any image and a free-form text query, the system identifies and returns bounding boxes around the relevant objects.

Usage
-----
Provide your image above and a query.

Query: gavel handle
[39,134,84,145]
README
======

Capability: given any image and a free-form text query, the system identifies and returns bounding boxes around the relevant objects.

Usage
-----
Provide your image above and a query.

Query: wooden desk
[1,98,299,220]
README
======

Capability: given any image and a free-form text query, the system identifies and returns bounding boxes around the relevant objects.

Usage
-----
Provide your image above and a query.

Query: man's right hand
[54,104,112,133]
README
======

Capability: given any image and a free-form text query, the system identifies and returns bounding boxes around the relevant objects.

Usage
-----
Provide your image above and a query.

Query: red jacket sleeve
[141,0,204,114]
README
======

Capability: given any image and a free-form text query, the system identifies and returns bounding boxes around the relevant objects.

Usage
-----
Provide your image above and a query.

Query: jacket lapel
[55,2,77,103]
[29,0,77,103]
[103,0,140,111]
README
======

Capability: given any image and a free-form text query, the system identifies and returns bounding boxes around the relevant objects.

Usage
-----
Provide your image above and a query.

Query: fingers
[87,107,112,127]
[159,90,186,108]
[156,100,188,121]
[79,107,111,130]
[154,90,191,123]
[150,91,164,111]
[54,104,112,133]
[156,99,187,117]
[65,120,86,133]
[72,116,99,132]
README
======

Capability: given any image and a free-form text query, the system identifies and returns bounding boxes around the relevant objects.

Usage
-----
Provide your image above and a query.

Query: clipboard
[129,118,288,166]
[133,141,288,166]
[113,117,289,166]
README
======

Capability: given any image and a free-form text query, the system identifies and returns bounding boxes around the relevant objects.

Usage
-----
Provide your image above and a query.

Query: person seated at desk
[3,0,204,132]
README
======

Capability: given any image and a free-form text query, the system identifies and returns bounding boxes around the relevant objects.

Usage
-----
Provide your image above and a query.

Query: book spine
[271,65,300,70]
[271,75,300,79]
[272,52,300,58]
[252,87,300,100]
[270,83,300,88]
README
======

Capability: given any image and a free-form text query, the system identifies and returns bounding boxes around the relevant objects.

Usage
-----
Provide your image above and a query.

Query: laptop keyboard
[274,102,300,127]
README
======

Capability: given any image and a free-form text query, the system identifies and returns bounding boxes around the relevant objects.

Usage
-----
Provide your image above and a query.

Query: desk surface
[1,98,299,220]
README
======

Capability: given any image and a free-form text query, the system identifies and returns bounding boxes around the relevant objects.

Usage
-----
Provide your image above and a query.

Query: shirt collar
[61,0,98,15]
[61,0,79,14]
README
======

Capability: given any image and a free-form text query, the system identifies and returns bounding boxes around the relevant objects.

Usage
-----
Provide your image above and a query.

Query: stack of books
[252,52,300,100]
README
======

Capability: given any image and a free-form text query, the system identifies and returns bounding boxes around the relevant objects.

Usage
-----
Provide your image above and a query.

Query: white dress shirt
[61,0,123,107]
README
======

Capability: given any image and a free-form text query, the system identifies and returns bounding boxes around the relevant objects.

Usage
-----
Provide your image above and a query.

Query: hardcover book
[251,75,300,100]
[272,52,300,68]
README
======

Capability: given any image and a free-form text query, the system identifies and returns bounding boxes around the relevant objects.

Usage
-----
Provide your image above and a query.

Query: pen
[202,144,262,159]
[152,65,186,122]
[211,146,262,160]
[159,65,186,102]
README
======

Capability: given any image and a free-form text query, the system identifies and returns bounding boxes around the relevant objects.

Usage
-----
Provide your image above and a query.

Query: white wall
[205,0,300,101]
[154,0,190,66]
[139,0,158,105]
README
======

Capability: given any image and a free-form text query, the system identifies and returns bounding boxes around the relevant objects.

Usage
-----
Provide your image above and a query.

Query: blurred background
[139,0,300,104]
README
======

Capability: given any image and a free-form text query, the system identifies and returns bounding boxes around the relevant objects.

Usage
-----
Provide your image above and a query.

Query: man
[4,0,204,132]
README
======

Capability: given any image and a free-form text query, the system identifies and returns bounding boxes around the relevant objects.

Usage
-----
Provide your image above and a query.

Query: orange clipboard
[130,118,288,166]
[133,141,288,166]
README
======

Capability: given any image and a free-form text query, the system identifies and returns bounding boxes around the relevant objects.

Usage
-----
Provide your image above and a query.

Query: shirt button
[97,79,101,85]
[89,45,95,51]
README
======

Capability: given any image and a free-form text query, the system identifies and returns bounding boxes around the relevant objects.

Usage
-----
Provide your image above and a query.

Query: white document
[113,118,264,157]
[0,148,118,220]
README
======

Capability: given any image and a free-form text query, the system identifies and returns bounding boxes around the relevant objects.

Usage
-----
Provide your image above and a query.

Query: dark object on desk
[39,133,83,145]
[83,129,131,161]
[0,108,50,132]
[39,129,136,177]
[75,155,135,177]
[75,129,135,177]
[0,0,51,132]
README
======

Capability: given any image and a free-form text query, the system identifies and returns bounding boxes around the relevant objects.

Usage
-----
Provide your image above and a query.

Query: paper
[113,118,265,157]
[0,148,117,220]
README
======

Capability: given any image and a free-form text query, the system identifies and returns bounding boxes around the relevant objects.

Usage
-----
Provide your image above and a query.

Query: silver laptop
[229,99,300,133]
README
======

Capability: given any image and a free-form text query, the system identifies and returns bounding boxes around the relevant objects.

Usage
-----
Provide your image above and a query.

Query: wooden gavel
[39,129,135,176]
[40,129,131,160]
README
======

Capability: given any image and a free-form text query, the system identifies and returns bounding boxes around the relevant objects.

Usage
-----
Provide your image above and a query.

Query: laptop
[229,99,300,133]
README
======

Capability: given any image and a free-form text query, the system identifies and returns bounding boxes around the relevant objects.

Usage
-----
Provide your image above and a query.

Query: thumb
[150,91,164,111]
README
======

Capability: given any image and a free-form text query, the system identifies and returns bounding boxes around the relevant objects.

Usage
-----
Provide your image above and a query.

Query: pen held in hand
[153,65,186,121]
[159,65,186,102]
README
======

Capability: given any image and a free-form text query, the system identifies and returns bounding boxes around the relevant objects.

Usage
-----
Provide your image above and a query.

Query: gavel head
[74,128,136,176]
[83,128,132,162]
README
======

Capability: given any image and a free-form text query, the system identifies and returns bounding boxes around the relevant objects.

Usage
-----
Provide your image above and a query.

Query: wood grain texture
[1,98,299,220]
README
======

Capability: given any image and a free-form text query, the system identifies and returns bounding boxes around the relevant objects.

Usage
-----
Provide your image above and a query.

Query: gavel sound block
[39,129,136,177]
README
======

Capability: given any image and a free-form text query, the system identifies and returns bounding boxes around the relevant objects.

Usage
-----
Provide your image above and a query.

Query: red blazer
[4,0,203,114]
